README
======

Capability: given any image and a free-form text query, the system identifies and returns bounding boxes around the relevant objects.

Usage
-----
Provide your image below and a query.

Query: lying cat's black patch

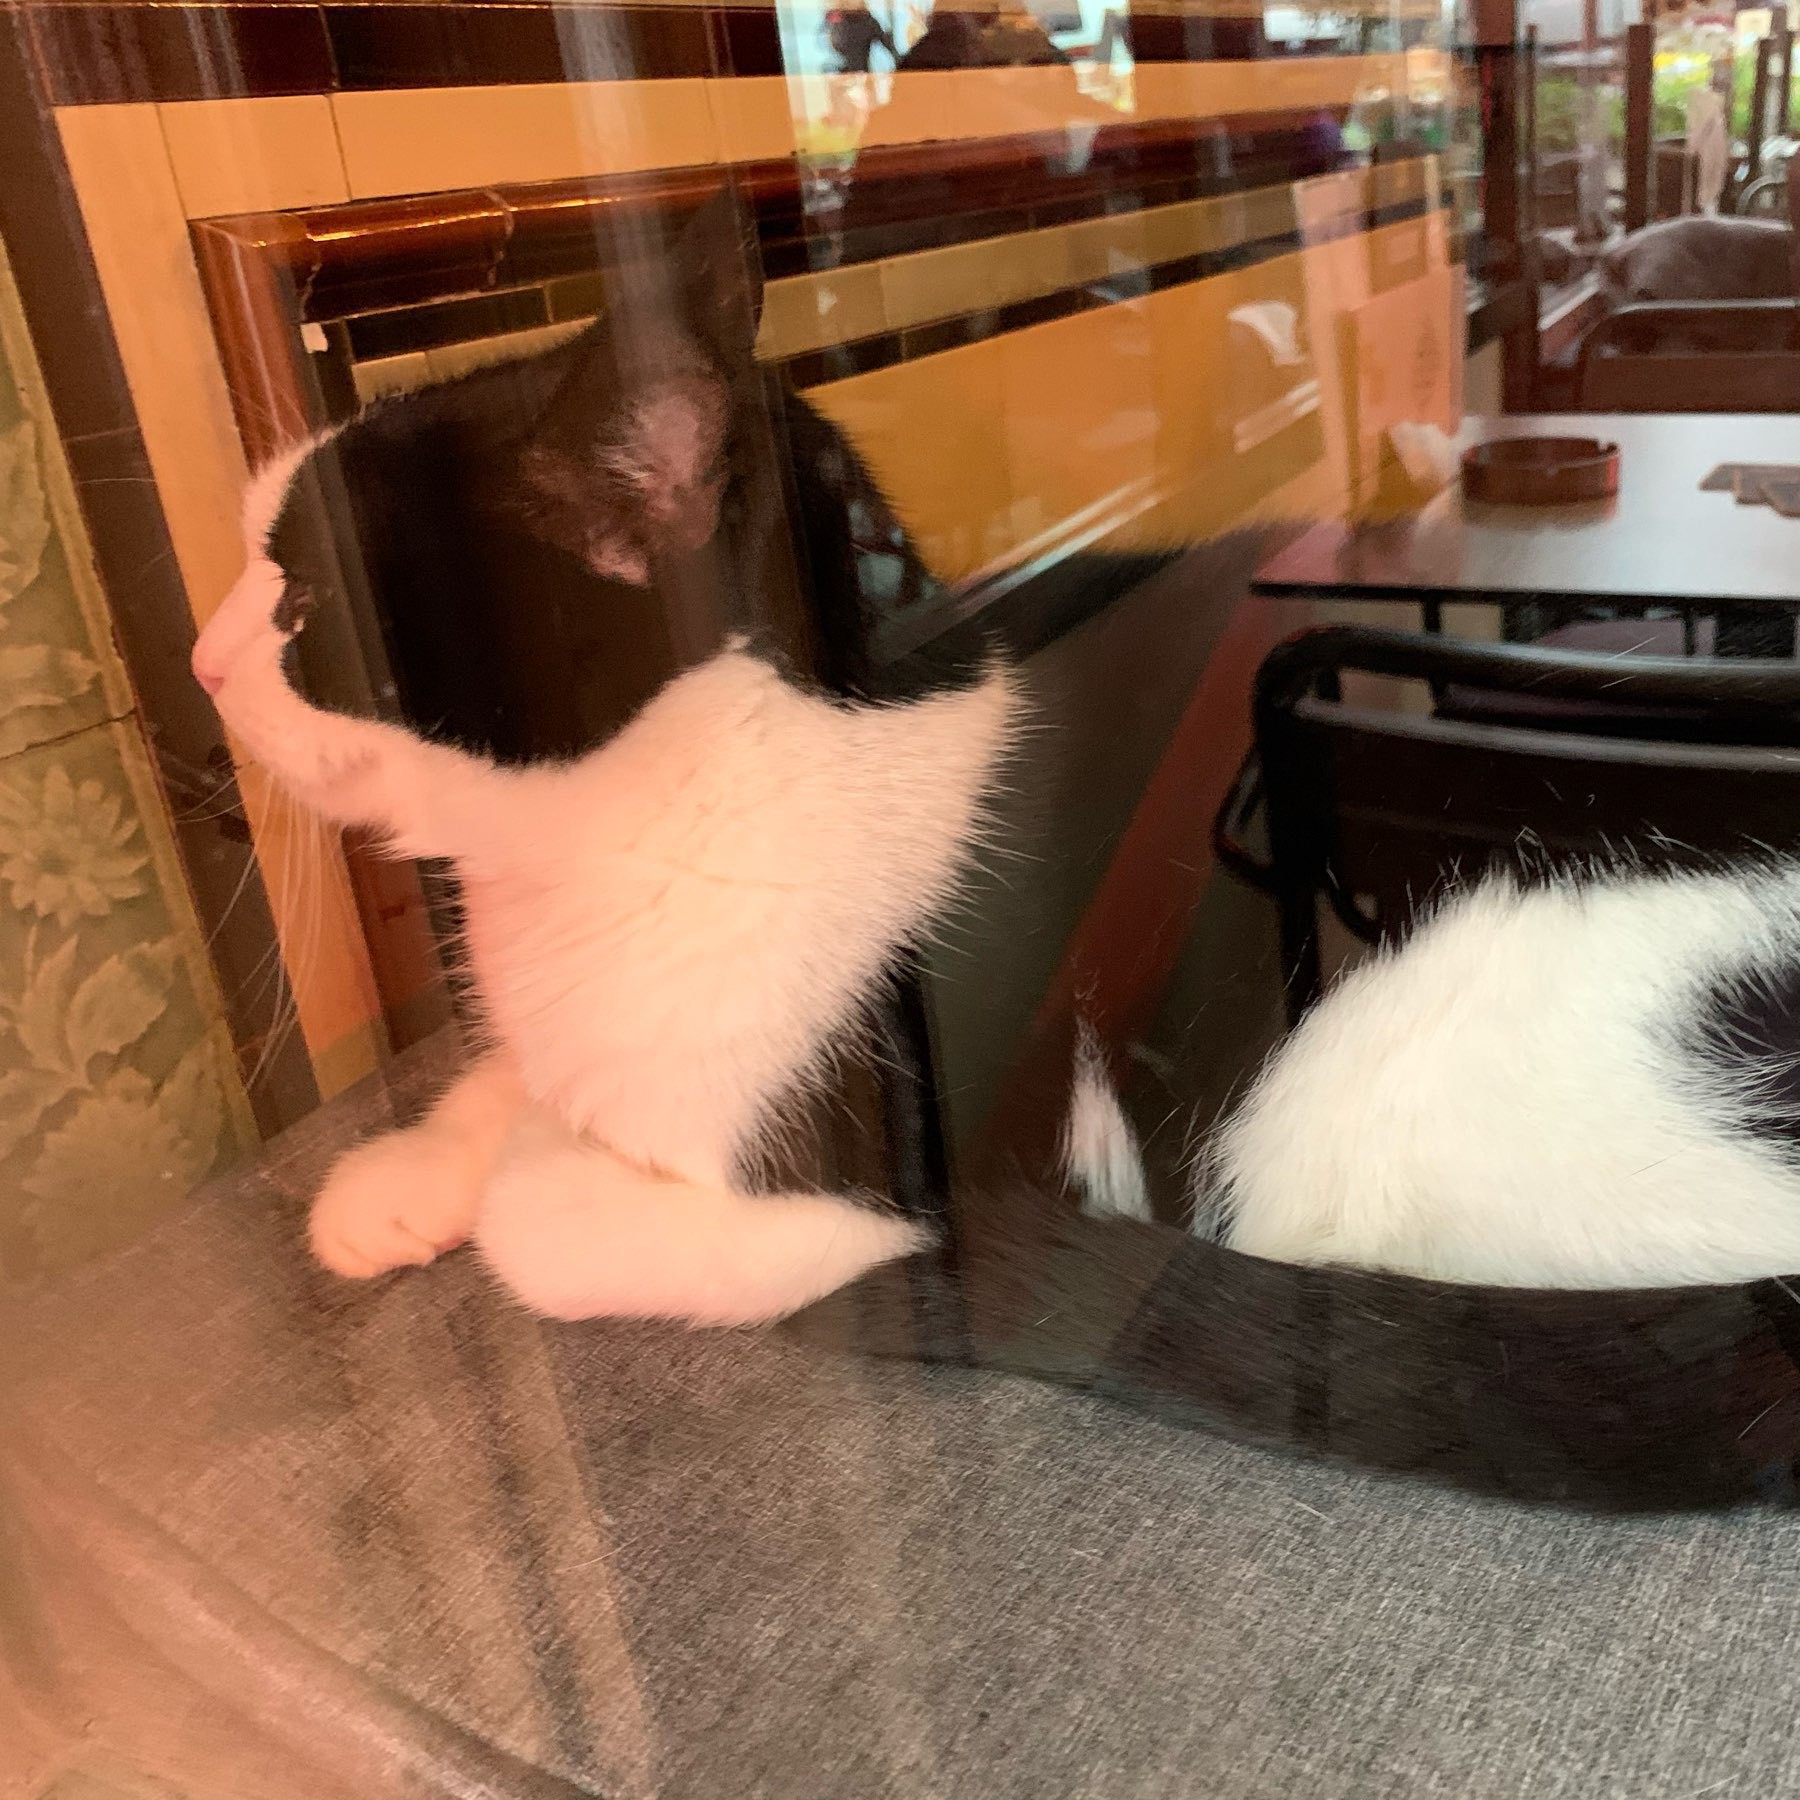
[1689,941,1800,1156]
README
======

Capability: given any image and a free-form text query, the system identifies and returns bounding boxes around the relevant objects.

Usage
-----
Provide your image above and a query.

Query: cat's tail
[788,1065,1800,1514]
[790,1180,1800,1511]
[473,1117,933,1328]
[1059,1022,1156,1224]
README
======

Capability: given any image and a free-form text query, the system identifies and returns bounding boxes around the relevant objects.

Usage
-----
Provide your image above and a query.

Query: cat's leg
[194,553,492,860]
[472,1116,932,1325]
[309,1054,525,1279]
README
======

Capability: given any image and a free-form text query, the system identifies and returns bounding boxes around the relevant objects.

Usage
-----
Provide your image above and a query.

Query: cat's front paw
[309,1126,484,1280]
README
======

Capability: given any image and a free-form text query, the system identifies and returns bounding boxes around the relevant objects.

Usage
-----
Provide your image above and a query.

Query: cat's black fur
[790,1181,1800,1513]
[1690,942,1800,1160]
[271,192,981,767]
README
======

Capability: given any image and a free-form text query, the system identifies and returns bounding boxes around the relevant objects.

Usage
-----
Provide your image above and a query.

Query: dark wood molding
[185,204,456,1050]
[191,141,1434,407]
[189,116,1411,336]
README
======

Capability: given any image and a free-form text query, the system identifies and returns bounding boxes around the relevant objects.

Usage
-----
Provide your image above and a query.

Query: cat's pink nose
[191,644,224,697]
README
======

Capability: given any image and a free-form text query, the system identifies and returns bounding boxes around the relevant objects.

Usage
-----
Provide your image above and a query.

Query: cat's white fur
[196,447,1019,1324]
[207,451,1800,1310]
[1201,869,1800,1288]
[1063,1025,1151,1222]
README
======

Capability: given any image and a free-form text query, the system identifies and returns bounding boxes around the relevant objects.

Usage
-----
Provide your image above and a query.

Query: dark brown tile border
[27,2,336,104]
[1125,14,1268,62]
[26,1,781,103]
[325,2,726,89]
[706,2,781,77]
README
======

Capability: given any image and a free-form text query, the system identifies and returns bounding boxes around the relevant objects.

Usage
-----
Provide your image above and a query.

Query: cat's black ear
[672,184,765,361]
[502,188,764,584]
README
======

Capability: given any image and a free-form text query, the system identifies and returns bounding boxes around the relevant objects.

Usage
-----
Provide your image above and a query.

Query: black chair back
[1226,625,1800,1022]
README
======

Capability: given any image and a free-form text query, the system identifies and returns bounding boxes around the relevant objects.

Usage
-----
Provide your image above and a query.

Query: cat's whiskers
[240,788,301,1091]
[234,392,304,466]
[203,806,266,954]
[232,908,289,1010]
[169,753,246,825]
[198,764,303,1082]
[292,798,336,1019]
[245,784,321,1094]
[177,789,249,826]
[237,789,307,1010]
[126,542,180,584]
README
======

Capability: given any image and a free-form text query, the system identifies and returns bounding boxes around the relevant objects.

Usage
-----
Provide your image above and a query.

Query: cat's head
[192,189,778,767]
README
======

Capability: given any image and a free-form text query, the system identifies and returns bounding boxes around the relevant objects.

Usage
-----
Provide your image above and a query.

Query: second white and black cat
[192,192,1800,1510]
[1198,866,1800,1288]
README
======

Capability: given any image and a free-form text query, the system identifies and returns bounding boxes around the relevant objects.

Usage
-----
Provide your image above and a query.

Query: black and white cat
[194,195,1014,1325]
[193,191,1800,1509]
[1196,867,1800,1288]
[837,867,1800,1512]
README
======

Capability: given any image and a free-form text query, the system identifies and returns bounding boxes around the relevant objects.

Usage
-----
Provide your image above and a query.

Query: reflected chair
[1575,297,1800,410]
[1215,624,1800,1024]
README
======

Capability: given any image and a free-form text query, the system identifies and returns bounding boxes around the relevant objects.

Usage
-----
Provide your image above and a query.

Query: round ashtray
[1461,436,1621,505]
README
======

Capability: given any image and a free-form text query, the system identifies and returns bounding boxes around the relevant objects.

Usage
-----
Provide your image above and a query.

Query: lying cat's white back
[1202,869,1800,1287]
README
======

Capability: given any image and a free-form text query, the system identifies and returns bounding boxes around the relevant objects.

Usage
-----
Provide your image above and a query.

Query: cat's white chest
[452,649,1017,1178]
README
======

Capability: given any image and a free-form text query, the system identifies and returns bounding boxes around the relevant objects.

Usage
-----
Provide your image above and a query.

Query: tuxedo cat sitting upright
[194,186,1800,1511]
[197,185,1800,1323]
[193,192,1019,1324]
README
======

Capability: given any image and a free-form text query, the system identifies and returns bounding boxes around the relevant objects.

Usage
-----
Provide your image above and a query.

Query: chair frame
[1222,624,1800,1024]
[1575,298,1800,411]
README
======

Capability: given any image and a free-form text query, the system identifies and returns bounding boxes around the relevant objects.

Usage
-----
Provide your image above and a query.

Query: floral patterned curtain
[0,238,252,1282]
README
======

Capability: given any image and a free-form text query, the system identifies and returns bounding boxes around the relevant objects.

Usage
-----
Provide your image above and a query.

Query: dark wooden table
[1253,415,1800,647]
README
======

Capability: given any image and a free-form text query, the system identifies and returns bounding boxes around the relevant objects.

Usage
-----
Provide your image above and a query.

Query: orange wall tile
[809,215,1457,576]
[158,95,348,219]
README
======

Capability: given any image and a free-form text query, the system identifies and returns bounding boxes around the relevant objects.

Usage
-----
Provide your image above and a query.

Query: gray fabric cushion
[8,1047,1800,1798]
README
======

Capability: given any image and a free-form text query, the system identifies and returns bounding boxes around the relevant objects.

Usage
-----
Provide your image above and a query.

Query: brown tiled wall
[24,1,1425,105]
[7,0,1485,1111]
[26,2,783,104]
